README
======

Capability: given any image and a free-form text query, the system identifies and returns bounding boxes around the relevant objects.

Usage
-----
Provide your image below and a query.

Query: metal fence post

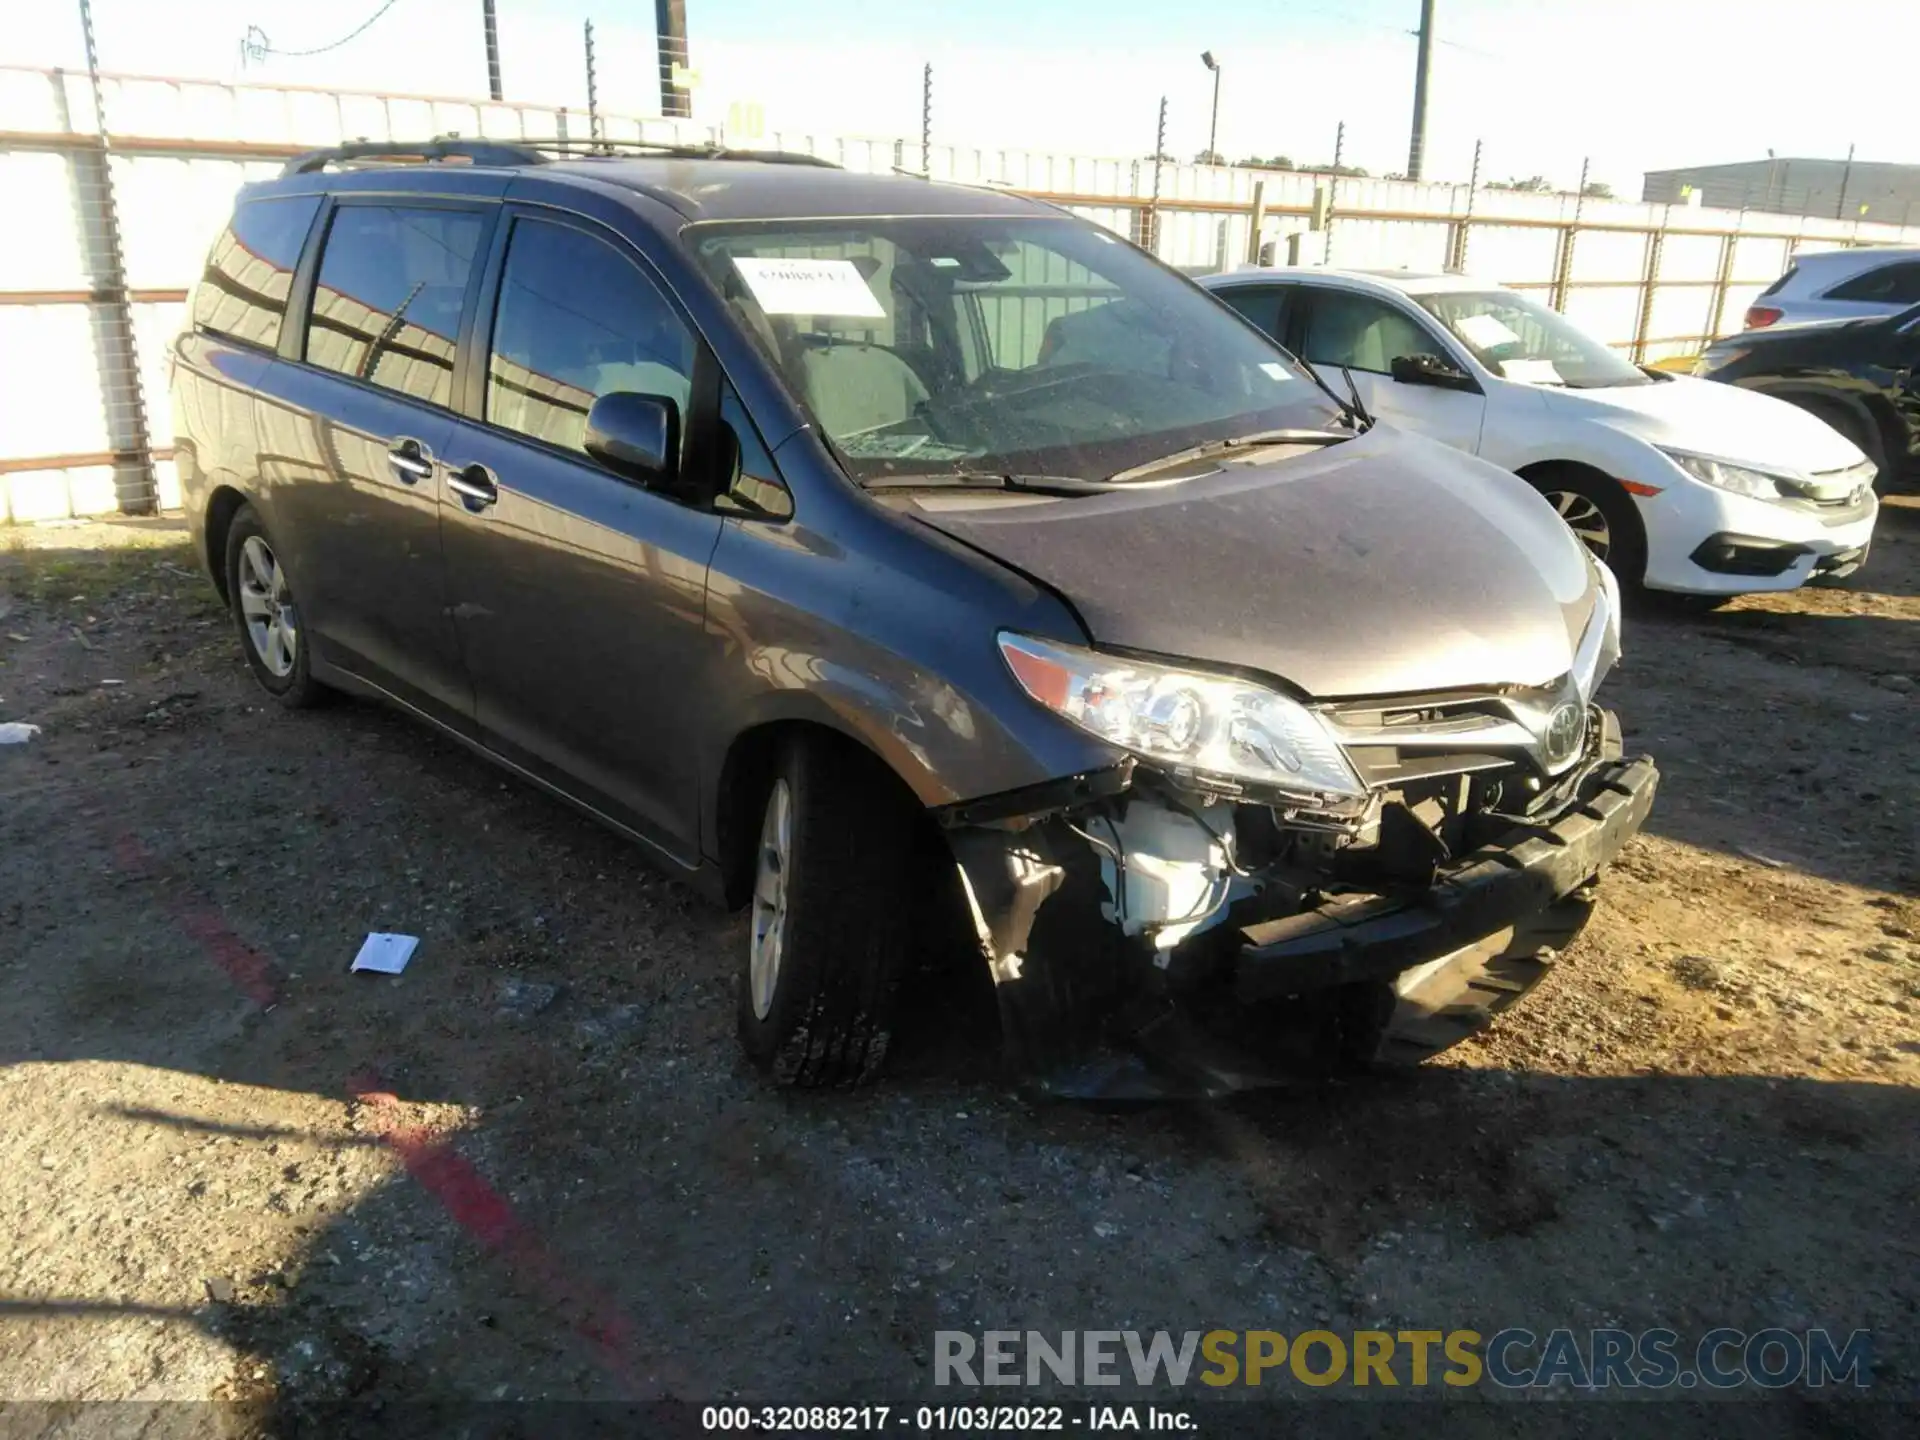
[584,21,601,149]
[1550,157,1589,312]
[1245,180,1266,265]
[921,63,932,176]
[1146,96,1166,255]
[1322,120,1344,264]
[1631,210,1668,363]
[75,0,156,515]
[1450,138,1482,272]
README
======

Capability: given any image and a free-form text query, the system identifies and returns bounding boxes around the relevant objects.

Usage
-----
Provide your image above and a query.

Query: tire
[224,505,328,708]
[1792,396,1888,483]
[1527,466,1648,591]
[735,735,920,1087]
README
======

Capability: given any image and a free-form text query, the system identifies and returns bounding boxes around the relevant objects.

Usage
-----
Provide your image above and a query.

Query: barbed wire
[241,0,403,66]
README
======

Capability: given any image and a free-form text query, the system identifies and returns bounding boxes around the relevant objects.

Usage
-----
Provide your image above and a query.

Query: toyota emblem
[1544,702,1585,764]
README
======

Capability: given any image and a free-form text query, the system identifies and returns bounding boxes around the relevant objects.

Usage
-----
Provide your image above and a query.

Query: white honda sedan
[1199,267,1879,596]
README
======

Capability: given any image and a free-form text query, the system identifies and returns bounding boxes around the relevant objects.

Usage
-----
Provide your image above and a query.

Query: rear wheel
[736,735,920,1087]
[224,506,328,708]
[1527,466,1648,591]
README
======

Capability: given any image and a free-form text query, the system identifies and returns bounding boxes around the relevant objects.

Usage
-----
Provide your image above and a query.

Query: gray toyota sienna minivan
[170,138,1657,1098]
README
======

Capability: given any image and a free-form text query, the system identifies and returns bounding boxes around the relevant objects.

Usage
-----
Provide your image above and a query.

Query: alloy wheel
[1544,490,1611,562]
[237,535,299,678]
[749,777,793,1021]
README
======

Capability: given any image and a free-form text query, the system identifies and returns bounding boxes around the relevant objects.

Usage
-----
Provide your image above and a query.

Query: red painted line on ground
[111,833,281,1007]
[110,833,678,1400]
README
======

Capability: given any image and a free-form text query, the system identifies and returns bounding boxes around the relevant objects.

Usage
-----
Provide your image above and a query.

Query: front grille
[1788,458,1877,507]
[1320,680,1574,787]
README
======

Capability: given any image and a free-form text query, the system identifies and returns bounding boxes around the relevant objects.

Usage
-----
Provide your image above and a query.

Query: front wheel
[735,736,920,1087]
[1528,467,1647,591]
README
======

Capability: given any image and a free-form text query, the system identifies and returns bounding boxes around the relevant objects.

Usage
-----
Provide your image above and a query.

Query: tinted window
[1828,262,1920,304]
[487,219,695,457]
[305,205,484,408]
[1299,290,1440,375]
[191,195,320,349]
[1216,285,1290,341]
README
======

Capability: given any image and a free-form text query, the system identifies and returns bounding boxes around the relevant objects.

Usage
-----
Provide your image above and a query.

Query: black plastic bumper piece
[1235,754,1659,1002]
[1689,533,1809,577]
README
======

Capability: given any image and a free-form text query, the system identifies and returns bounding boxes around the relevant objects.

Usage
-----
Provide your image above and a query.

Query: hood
[1546,372,1865,474]
[900,426,1598,699]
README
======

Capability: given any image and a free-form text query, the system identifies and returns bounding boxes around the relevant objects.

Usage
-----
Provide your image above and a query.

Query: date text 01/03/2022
[700,1405,1197,1431]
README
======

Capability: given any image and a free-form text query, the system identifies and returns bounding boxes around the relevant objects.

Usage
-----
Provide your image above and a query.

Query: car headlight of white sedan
[1658,447,1798,501]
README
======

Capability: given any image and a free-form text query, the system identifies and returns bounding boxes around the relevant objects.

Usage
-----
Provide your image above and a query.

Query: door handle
[446,463,499,510]
[387,438,433,485]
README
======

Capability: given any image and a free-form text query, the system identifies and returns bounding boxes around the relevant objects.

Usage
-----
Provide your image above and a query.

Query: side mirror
[584,391,679,486]
[1390,352,1476,390]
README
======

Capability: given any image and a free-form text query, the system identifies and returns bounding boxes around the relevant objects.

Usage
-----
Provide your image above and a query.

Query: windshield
[686,216,1344,483]
[1416,290,1650,389]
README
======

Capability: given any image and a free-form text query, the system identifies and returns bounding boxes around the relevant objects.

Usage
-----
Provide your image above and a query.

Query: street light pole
[1201,51,1221,163]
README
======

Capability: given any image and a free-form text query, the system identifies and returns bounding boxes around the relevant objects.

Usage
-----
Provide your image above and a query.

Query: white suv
[1199,267,1879,597]
[1743,247,1920,330]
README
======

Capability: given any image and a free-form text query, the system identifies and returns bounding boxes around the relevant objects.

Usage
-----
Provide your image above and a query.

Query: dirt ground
[1,498,1916,1433]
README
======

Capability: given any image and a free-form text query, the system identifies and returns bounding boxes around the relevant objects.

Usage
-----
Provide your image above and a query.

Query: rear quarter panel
[169,331,274,585]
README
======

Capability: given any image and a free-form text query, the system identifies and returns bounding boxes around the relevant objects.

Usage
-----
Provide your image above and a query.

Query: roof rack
[282,134,840,176]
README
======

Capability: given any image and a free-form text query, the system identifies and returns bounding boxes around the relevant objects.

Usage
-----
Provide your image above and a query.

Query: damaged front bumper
[941,714,1659,1100]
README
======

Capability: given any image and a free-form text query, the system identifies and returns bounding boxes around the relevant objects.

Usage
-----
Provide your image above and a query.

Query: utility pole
[1201,51,1221,163]
[1407,0,1436,181]
[656,0,691,119]
[1834,142,1855,221]
[482,0,503,102]
[922,63,932,174]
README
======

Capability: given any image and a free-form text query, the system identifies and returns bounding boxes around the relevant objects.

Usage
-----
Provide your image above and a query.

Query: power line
[241,0,403,65]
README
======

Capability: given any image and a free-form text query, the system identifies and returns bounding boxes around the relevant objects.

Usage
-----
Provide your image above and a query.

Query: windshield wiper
[1297,358,1374,432]
[1104,427,1352,485]
[862,471,1142,496]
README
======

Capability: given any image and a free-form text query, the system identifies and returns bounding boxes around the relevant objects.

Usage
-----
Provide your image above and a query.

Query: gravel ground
[0,502,1916,1433]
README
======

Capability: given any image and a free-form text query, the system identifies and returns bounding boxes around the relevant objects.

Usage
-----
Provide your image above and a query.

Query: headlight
[1660,448,1793,501]
[998,633,1366,802]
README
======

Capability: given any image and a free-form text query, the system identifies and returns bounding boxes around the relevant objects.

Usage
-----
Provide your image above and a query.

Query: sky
[13,0,1919,193]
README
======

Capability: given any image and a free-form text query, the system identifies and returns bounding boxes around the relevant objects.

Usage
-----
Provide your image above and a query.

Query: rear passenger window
[191,195,320,350]
[486,218,695,456]
[304,205,484,408]
[1829,262,1920,304]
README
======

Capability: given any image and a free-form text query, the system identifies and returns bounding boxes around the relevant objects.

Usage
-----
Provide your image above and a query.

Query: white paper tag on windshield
[1500,358,1562,384]
[1455,313,1521,350]
[732,257,885,317]
[1258,362,1295,382]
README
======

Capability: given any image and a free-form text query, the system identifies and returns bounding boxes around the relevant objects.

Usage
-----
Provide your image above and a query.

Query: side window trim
[286,194,498,414]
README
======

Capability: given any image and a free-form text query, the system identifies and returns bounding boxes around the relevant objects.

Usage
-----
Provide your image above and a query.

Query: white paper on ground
[1455,313,1522,350]
[350,932,419,975]
[0,723,40,745]
[732,257,885,317]
[1500,358,1563,385]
